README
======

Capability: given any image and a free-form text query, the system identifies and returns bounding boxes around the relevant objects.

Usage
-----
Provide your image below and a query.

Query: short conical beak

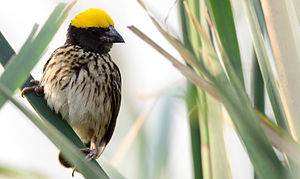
[101,26,125,43]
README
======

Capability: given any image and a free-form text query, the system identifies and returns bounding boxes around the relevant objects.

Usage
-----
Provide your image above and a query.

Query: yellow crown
[71,8,114,28]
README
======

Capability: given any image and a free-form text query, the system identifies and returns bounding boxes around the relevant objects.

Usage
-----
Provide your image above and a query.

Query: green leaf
[131,3,291,178]
[129,23,300,168]
[127,26,219,101]
[186,4,290,178]
[217,84,289,179]
[261,0,300,176]
[207,96,231,179]
[261,0,300,140]
[185,0,202,57]
[0,33,15,66]
[180,2,230,176]
[0,84,109,179]
[0,2,72,107]
[239,0,289,132]
[186,82,203,179]
[206,0,244,85]
[251,51,264,112]
[196,88,210,179]
[179,1,204,178]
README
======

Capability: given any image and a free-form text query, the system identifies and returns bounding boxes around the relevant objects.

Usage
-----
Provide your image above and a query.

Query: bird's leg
[73,141,106,176]
[21,80,43,97]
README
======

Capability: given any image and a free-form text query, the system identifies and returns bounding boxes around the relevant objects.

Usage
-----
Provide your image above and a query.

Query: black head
[65,25,124,54]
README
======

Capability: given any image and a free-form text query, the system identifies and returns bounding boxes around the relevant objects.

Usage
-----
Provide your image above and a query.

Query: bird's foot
[21,80,43,97]
[71,148,97,177]
[80,148,97,160]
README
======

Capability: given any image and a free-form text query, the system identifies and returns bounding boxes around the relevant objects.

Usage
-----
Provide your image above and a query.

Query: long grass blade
[133,2,294,178]
[128,24,300,168]
[0,33,16,67]
[184,0,201,57]
[249,5,269,178]
[184,3,291,178]
[207,96,231,179]
[196,88,210,179]
[186,83,203,179]
[251,51,264,112]
[205,0,244,85]
[0,2,74,107]
[240,0,290,134]
[179,1,206,178]
[0,84,109,179]
[128,26,219,101]
[260,0,300,140]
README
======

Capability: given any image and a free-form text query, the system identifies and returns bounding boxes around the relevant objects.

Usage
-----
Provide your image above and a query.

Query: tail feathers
[95,141,107,159]
[58,142,90,168]
[58,152,73,168]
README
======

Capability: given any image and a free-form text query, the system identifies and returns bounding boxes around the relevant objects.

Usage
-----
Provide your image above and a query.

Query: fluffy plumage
[41,45,121,159]
[22,8,124,171]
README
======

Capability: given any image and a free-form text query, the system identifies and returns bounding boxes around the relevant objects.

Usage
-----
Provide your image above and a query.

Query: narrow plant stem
[180,1,204,178]
[187,80,204,179]
[197,89,210,179]
[251,52,264,179]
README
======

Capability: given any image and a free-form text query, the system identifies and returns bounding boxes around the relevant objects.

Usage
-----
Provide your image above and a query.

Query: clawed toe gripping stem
[71,148,98,177]
[21,80,43,97]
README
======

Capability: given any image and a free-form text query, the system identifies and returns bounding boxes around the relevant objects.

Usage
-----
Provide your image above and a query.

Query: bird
[21,8,124,171]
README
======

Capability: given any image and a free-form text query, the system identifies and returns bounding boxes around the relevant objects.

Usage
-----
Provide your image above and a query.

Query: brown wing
[102,63,121,144]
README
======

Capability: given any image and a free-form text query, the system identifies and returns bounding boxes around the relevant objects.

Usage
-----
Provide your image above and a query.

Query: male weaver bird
[22,8,124,168]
